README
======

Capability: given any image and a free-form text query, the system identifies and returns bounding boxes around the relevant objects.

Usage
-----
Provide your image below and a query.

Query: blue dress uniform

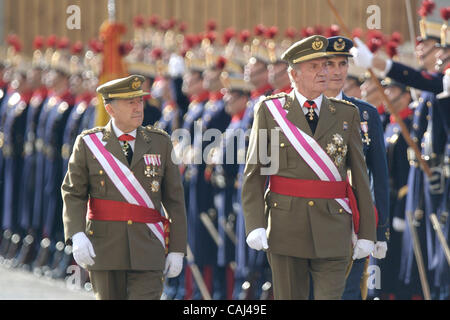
[234,83,273,299]
[382,107,413,299]
[182,90,213,299]
[387,61,448,299]
[77,97,97,135]
[215,113,245,300]
[433,93,449,299]
[31,90,74,256]
[198,92,231,299]
[61,93,94,176]
[15,87,48,266]
[142,95,162,126]
[399,91,447,299]
[41,91,74,243]
[341,93,390,300]
[324,36,390,299]
[17,87,48,234]
[155,100,179,135]
[1,90,32,239]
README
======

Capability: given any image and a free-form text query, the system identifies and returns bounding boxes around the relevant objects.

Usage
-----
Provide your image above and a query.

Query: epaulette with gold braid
[145,125,170,138]
[81,126,104,136]
[262,92,288,102]
[328,97,357,108]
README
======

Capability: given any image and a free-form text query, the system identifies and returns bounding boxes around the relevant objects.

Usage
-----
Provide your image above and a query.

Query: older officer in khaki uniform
[61,75,187,300]
[241,36,376,299]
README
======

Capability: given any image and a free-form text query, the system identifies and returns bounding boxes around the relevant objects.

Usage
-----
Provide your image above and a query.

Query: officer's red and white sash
[82,132,167,249]
[265,97,360,236]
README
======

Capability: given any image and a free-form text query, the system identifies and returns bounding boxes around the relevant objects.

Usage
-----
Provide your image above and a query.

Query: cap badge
[131,77,141,90]
[312,38,324,50]
[333,38,345,51]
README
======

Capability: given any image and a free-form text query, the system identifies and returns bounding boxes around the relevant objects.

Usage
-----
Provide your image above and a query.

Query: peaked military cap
[96,74,150,100]
[326,36,354,57]
[281,35,328,65]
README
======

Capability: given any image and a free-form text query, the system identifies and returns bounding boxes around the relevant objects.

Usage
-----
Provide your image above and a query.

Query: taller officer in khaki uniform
[241,36,376,299]
[61,75,187,300]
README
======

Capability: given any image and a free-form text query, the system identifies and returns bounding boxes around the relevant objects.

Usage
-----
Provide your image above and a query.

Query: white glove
[372,241,388,259]
[392,217,406,232]
[164,252,184,278]
[443,70,450,94]
[72,232,96,268]
[350,37,374,69]
[168,53,185,78]
[246,228,268,251]
[352,239,375,260]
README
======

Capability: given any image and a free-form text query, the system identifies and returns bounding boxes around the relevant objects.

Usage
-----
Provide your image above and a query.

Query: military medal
[144,154,161,192]
[308,107,315,121]
[151,180,160,192]
[363,110,369,121]
[326,134,348,167]
[360,121,371,145]
[343,121,348,131]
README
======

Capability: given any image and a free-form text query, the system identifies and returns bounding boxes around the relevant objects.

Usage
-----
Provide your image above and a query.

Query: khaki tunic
[242,91,376,259]
[61,121,187,271]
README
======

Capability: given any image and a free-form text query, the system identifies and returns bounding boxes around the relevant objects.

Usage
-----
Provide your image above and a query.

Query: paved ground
[0,265,95,300]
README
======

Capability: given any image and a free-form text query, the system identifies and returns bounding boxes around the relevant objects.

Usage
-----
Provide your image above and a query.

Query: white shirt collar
[294,89,322,115]
[111,119,137,139]
[335,90,343,100]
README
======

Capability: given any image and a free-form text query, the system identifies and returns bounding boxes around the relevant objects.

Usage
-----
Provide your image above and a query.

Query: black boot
[0,230,12,258]
[32,237,51,275]
[16,234,36,270]
[5,233,21,263]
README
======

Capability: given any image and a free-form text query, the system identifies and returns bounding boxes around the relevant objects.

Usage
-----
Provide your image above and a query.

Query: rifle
[186,244,212,300]
[405,209,431,300]
[430,213,450,266]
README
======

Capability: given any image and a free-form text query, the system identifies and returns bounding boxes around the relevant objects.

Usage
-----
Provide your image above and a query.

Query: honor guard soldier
[61,41,94,176]
[199,54,233,299]
[15,36,49,267]
[31,37,75,272]
[351,4,449,298]
[179,41,211,299]
[242,35,376,300]
[213,72,252,300]
[382,79,414,299]
[1,61,33,264]
[325,36,390,300]
[62,74,187,299]
[235,24,274,299]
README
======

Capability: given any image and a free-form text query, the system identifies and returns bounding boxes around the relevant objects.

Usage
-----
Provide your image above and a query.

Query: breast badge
[326,134,348,167]
[360,121,371,145]
[144,154,161,192]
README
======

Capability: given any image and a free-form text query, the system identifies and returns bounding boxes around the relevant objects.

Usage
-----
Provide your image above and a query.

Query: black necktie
[304,100,319,134]
[118,134,134,165]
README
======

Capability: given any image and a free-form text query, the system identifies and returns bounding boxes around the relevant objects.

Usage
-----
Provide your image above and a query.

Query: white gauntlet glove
[164,252,184,278]
[352,239,375,260]
[350,37,374,69]
[246,228,269,251]
[372,241,388,259]
[72,232,96,268]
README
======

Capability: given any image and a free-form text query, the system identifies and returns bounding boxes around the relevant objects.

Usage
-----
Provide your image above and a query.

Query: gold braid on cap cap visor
[292,51,328,64]
[108,90,145,99]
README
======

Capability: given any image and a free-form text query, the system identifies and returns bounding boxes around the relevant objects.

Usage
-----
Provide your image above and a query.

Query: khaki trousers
[89,270,164,300]
[267,252,351,300]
